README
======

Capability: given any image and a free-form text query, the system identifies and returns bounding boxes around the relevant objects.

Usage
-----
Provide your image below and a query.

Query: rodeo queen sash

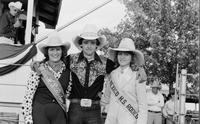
[38,65,66,112]
[108,75,139,119]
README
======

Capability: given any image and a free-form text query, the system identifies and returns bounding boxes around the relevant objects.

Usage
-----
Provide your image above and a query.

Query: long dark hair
[113,51,136,68]
[43,46,67,62]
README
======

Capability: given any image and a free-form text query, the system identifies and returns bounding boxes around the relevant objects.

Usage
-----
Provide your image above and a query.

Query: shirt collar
[77,51,102,63]
[119,66,131,74]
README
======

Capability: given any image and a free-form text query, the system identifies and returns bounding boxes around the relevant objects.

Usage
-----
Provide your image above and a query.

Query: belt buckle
[80,99,92,107]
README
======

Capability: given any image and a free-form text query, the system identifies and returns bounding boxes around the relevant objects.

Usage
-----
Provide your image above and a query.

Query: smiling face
[10,6,20,16]
[152,87,159,94]
[47,46,62,62]
[117,51,132,68]
[81,39,98,57]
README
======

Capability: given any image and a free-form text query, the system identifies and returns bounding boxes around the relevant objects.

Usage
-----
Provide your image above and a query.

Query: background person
[162,89,179,124]
[147,79,164,124]
[0,1,22,44]
[22,31,71,124]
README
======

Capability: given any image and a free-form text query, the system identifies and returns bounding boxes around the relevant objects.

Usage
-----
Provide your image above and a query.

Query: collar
[77,51,102,63]
[119,66,132,74]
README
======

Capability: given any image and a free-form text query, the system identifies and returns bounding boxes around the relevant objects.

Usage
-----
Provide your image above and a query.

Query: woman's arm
[136,80,148,124]
[100,75,111,106]
[22,70,39,124]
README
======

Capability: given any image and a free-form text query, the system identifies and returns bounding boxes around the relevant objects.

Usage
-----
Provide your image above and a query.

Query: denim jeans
[68,102,102,124]
[32,101,67,124]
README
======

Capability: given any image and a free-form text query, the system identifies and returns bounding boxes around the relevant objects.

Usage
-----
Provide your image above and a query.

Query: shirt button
[52,99,55,102]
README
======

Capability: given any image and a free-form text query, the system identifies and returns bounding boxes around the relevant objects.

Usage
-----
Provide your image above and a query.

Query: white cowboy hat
[73,24,107,50]
[38,31,71,55]
[150,79,162,89]
[8,1,23,11]
[108,38,145,66]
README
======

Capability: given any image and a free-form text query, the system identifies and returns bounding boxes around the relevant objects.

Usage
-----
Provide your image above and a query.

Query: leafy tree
[100,0,199,94]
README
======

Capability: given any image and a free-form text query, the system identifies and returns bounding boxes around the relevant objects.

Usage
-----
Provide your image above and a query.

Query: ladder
[174,68,199,124]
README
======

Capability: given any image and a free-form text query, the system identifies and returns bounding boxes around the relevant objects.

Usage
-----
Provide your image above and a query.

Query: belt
[148,110,161,113]
[70,99,100,105]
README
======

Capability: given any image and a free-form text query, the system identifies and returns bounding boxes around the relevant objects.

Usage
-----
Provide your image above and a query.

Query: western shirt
[147,91,164,112]
[65,52,115,100]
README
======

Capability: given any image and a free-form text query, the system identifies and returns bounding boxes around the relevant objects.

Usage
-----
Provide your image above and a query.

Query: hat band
[80,32,99,38]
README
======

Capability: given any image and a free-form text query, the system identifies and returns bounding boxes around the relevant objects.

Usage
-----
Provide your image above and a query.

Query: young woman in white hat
[22,31,71,124]
[101,38,148,124]
[0,1,23,44]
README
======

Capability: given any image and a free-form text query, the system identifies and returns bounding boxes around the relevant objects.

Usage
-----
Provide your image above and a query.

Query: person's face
[171,94,175,100]
[48,46,62,62]
[152,87,158,94]
[117,51,132,67]
[10,6,19,16]
[81,39,98,57]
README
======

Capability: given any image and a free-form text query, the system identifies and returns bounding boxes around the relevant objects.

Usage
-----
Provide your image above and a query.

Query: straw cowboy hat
[150,79,162,89]
[38,31,71,55]
[8,1,23,11]
[108,38,145,66]
[73,24,107,50]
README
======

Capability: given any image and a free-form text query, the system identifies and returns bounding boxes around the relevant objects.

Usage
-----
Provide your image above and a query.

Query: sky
[36,0,126,54]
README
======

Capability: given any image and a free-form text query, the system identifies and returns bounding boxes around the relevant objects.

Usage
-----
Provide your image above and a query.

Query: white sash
[109,74,139,119]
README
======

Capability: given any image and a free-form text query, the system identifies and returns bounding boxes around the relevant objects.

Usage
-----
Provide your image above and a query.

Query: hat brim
[73,35,107,50]
[38,42,71,55]
[108,48,144,66]
[9,5,24,11]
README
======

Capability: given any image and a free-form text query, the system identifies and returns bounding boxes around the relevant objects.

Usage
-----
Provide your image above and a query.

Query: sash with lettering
[108,74,139,119]
[39,65,66,112]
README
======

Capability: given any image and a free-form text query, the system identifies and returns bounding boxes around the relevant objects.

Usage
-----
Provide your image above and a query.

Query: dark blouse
[33,67,70,104]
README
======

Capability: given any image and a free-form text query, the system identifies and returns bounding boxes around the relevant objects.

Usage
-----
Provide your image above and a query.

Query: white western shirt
[147,91,164,112]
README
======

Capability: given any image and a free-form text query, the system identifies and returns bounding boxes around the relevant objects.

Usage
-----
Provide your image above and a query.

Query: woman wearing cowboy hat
[101,38,148,124]
[0,1,23,44]
[22,31,71,124]
[147,79,164,124]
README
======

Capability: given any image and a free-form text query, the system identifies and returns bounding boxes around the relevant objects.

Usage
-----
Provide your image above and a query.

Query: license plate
[80,99,92,107]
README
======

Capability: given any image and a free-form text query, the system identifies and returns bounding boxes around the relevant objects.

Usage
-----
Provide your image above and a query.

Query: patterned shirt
[65,52,115,100]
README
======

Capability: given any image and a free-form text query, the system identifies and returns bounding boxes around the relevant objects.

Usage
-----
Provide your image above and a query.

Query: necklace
[46,61,65,78]
[47,61,63,72]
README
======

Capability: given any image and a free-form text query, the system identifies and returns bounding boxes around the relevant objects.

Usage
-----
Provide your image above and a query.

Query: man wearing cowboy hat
[65,24,115,124]
[0,1,23,44]
[147,79,164,124]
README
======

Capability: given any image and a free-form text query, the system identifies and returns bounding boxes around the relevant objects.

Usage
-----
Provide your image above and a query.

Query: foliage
[100,0,199,92]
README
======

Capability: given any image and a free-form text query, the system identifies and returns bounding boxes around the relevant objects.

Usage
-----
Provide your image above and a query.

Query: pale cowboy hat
[108,38,145,66]
[8,1,23,11]
[150,79,162,89]
[38,31,71,55]
[73,24,107,50]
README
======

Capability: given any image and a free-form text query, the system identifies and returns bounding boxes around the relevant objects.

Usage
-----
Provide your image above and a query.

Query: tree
[100,0,199,93]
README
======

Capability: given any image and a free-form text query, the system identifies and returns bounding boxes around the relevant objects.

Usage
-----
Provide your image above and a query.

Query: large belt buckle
[80,99,92,107]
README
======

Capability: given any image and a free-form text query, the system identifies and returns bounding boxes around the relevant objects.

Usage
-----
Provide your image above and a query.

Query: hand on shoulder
[136,66,147,83]
[30,61,42,75]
